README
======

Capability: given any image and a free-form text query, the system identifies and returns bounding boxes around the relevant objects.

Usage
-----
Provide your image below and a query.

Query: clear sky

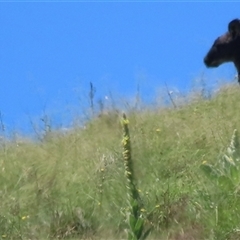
[0,1,239,135]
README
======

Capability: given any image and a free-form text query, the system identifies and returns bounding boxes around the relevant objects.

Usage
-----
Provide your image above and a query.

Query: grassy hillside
[1,83,240,239]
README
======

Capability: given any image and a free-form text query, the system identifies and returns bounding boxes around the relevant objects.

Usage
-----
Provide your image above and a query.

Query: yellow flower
[21,215,29,220]
[202,160,207,165]
[122,119,129,124]
[156,128,161,132]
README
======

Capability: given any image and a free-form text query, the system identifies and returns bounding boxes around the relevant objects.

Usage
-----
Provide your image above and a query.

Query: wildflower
[202,160,207,165]
[122,118,129,125]
[21,215,29,220]
[125,170,132,176]
[156,128,161,132]
[225,155,235,164]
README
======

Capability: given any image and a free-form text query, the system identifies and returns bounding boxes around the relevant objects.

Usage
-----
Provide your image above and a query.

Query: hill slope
[1,83,240,239]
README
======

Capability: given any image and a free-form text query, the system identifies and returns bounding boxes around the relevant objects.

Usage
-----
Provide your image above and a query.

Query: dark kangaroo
[204,19,240,83]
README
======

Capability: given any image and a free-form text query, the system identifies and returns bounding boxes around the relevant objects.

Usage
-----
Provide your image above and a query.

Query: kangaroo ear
[228,19,240,37]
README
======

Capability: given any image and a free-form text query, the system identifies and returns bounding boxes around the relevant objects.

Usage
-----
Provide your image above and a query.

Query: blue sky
[0,2,239,135]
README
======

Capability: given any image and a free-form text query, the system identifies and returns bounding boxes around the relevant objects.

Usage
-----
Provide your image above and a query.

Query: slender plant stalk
[89,82,96,115]
[121,113,151,240]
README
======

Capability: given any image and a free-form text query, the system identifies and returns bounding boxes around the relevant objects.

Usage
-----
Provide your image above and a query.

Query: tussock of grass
[1,83,240,239]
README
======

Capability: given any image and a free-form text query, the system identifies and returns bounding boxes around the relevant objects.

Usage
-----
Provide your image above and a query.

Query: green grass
[1,83,240,239]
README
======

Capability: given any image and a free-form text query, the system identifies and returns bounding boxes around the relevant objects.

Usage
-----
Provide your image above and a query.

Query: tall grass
[1,83,240,239]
